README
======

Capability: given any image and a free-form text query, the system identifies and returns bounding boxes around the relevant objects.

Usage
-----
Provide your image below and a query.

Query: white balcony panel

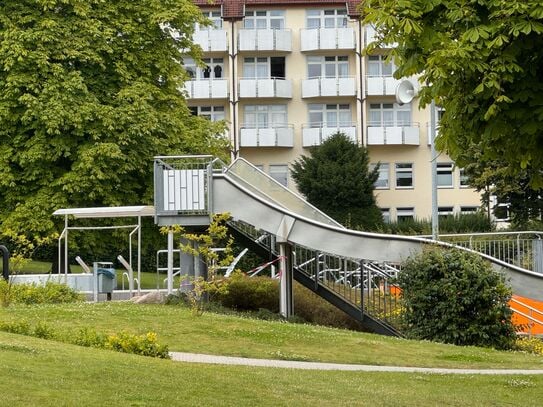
[240,129,258,147]
[185,79,228,99]
[240,127,294,147]
[193,29,228,52]
[367,127,386,145]
[385,127,403,144]
[239,29,292,52]
[239,79,292,98]
[365,26,377,45]
[404,126,420,145]
[384,77,402,95]
[303,126,356,147]
[302,128,321,147]
[300,28,355,51]
[302,77,356,98]
[366,77,401,96]
[367,126,420,145]
[258,128,276,146]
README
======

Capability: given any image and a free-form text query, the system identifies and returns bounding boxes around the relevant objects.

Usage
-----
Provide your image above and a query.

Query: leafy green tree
[398,247,516,349]
[0,0,230,240]
[464,155,543,227]
[361,0,543,188]
[291,133,383,230]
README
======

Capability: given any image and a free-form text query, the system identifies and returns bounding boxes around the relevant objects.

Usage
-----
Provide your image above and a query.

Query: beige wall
[193,6,482,221]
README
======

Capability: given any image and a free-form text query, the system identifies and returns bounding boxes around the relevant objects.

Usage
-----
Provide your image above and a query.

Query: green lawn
[1,331,542,406]
[2,302,543,370]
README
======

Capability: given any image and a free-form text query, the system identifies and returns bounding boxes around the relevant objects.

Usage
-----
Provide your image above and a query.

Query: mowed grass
[2,302,543,370]
[1,331,543,407]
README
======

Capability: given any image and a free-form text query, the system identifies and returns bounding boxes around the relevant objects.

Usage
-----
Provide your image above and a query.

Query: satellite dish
[395,80,418,105]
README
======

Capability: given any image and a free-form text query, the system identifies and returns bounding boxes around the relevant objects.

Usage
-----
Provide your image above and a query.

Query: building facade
[185,0,481,222]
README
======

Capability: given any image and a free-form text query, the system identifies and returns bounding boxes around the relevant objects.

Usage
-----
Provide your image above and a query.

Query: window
[198,10,222,30]
[395,163,413,188]
[306,9,347,28]
[459,168,469,188]
[371,163,389,189]
[461,206,478,214]
[243,57,285,79]
[244,10,285,29]
[369,103,411,127]
[396,207,414,222]
[189,106,225,122]
[307,56,349,78]
[184,58,224,79]
[438,206,454,217]
[269,165,288,186]
[308,104,351,127]
[367,55,395,77]
[244,105,287,128]
[437,163,454,188]
[381,208,390,224]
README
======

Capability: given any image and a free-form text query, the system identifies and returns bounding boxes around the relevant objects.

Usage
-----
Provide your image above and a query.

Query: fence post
[0,245,9,281]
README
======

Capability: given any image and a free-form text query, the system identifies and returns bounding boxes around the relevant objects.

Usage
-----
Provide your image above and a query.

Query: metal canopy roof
[53,206,155,219]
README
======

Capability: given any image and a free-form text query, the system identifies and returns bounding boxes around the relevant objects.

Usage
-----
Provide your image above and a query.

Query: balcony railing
[239,78,292,98]
[193,29,228,52]
[302,76,356,98]
[238,29,292,52]
[426,122,440,146]
[366,76,402,96]
[300,28,355,51]
[302,124,357,147]
[183,79,228,99]
[239,125,294,147]
[367,123,420,145]
[364,25,397,48]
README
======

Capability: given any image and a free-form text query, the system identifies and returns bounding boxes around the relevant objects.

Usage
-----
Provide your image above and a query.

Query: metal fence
[435,232,543,273]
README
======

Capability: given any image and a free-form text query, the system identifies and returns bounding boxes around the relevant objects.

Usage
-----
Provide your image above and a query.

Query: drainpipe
[356,19,366,146]
[1,245,9,281]
[230,19,239,159]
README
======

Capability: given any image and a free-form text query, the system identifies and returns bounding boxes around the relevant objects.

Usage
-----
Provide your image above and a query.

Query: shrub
[209,272,365,330]
[0,280,82,305]
[105,331,170,359]
[398,247,516,349]
[211,272,279,312]
[514,337,543,355]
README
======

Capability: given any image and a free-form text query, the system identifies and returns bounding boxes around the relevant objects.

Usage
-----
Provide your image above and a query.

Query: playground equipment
[153,155,543,335]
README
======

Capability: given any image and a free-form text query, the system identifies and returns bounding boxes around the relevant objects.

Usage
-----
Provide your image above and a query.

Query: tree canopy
[0,0,229,239]
[291,133,383,230]
[361,0,543,188]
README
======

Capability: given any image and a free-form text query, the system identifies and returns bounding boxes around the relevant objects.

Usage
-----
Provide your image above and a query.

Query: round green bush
[398,247,516,349]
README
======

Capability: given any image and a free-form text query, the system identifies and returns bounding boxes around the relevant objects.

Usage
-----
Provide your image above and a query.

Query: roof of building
[193,0,361,19]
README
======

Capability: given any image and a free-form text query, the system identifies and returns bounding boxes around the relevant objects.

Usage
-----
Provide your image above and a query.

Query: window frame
[244,10,285,30]
[371,162,389,189]
[243,104,288,129]
[308,104,351,128]
[306,9,348,29]
[269,164,289,187]
[307,56,349,79]
[368,103,412,127]
[437,162,454,188]
[395,163,414,189]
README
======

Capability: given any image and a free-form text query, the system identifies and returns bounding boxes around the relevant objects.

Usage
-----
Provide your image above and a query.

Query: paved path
[169,352,543,375]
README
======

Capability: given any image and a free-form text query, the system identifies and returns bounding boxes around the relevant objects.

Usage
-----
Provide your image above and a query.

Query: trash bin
[97,267,117,293]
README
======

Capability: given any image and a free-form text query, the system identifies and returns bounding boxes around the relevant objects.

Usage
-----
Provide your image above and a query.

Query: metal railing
[510,297,543,337]
[433,232,543,273]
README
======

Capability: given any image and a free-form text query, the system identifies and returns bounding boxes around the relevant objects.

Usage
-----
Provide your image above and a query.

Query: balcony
[183,79,228,99]
[240,126,294,147]
[366,76,402,96]
[193,29,228,52]
[238,29,292,52]
[302,77,356,98]
[300,28,355,51]
[364,25,397,48]
[239,78,292,98]
[302,124,357,147]
[367,124,420,145]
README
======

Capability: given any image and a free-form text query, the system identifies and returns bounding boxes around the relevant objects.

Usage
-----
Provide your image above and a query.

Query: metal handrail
[511,297,543,319]
[302,122,356,129]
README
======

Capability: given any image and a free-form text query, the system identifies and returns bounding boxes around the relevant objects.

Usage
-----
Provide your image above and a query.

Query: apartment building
[185,0,481,222]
